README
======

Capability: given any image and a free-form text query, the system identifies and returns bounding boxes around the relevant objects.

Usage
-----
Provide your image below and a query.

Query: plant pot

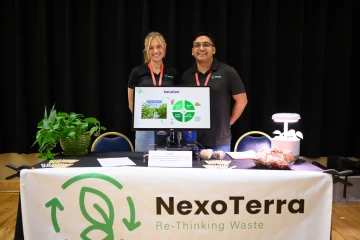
[60,132,91,156]
[271,137,300,160]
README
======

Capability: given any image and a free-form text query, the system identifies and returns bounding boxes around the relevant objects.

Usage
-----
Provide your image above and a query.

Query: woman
[128,32,176,152]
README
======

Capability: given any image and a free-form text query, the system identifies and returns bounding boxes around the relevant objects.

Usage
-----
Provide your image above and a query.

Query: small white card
[97,157,136,167]
[148,150,192,168]
[226,150,257,160]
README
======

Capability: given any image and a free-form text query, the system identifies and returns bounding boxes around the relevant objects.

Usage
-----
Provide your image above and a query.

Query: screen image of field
[141,100,167,119]
[172,100,195,122]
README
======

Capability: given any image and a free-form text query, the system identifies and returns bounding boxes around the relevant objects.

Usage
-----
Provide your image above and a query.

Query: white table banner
[20,167,332,240]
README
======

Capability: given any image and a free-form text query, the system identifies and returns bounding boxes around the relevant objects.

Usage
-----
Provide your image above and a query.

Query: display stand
[154,130,199,161]
[166,130,182,148]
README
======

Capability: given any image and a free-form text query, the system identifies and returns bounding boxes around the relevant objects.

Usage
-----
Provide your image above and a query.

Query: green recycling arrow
[45,198,64,233]
[122,197,141,231]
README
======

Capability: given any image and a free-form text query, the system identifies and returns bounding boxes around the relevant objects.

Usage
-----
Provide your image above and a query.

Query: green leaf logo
[44,173,142,238]
[79,187,115,239]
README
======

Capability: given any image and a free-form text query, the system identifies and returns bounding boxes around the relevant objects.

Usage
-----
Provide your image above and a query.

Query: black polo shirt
[128,63,177,88]
[180,58,246,146]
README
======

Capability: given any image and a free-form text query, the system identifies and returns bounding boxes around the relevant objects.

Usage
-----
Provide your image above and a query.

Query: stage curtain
[2,0,358,157]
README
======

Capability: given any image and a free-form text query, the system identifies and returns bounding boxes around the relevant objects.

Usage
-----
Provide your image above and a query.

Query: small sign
[97,157,136,167]
[148,150,192,167]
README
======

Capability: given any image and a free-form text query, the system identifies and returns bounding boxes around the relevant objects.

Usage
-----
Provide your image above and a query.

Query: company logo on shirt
[211,75,222,79]
[164,74,174,78]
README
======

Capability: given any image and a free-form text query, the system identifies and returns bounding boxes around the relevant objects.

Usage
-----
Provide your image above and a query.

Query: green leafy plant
[273,129,303,140]
[33,105,106,159]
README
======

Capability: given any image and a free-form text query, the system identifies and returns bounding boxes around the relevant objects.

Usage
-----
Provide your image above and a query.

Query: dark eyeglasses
[193,42,214,49]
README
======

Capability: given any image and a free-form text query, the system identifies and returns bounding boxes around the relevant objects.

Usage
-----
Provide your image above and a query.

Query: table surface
[33,151,323,172]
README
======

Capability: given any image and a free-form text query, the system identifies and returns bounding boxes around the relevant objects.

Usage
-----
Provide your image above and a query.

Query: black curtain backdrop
[2,0,359,158]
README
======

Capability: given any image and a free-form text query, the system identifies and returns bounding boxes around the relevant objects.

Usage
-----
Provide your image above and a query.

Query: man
[180,32,248,152]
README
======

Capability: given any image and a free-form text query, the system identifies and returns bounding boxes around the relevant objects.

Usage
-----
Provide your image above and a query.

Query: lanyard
[195,71,212,86]
[148,63,164,86]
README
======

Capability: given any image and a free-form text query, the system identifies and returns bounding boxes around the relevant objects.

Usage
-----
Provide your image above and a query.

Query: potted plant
[271,129,303,159]
[33,105,106,160]
[273,129,303,139]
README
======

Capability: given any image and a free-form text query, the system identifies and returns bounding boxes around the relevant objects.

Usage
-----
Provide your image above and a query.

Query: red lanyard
[195,71,212,86]
[148,63,164,86]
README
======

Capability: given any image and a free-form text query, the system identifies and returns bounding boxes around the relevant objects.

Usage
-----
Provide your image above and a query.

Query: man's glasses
[193,42,214,49]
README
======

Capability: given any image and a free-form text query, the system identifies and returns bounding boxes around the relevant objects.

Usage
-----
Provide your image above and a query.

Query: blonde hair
[143,32,167,63]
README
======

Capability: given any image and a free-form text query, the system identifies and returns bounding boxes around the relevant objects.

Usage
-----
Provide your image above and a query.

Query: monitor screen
[132,86,211,130]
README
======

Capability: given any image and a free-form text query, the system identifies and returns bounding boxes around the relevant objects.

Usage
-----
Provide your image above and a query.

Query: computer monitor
[132,86,211,131]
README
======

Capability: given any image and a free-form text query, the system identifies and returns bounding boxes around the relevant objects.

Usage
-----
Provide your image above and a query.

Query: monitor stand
[155,130,199,161]
[166,130,182,148]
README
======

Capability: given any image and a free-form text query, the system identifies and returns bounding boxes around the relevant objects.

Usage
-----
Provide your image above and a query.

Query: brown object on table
[200,149,214,160]
[214,150,226,159]
[254,148,296,170]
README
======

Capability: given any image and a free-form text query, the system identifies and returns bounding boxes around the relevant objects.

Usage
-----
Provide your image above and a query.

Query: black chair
[312,156,357,240]
[91,132,134,152]
[4,164,32,180]
[312,156,358,199]
[234,131,271,152]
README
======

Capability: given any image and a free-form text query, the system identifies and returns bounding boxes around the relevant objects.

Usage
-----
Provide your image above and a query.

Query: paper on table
[226,150,257,160]
[97,157,136,167]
